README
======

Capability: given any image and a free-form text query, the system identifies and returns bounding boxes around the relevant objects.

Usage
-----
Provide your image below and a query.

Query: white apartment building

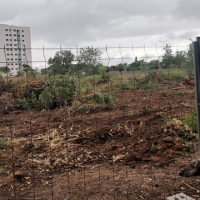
[0,24,32,76]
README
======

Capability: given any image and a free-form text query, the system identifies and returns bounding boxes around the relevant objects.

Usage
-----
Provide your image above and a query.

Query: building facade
[0,24,32,76]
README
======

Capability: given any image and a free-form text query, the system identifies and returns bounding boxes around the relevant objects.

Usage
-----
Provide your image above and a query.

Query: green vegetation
[0,42,195,111]
[0,138,7,149]
[183,110,198,133]
[0,166,5,175]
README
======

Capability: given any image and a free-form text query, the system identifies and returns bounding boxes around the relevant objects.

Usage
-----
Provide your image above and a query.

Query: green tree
[48,50,74,76]
[23,64,35,84]
[0,66,10,82]
[185,43,194,78]
[16,70,25,77]
[76,47,102,75]
[174,50,187,68]
[146,60,160,70]
[162,44,173,69]
[98,65,106,79]
[128,57,144,70]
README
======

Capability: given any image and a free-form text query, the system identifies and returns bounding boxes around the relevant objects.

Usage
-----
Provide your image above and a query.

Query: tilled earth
[0,88,200,200]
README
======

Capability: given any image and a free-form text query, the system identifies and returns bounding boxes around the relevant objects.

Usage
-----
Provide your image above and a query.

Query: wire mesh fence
[0,44,199,200]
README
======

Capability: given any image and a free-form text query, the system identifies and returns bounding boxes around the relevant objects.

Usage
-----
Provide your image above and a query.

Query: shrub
[183,110,198,133]
[0,166,5,175]
[87,93,116,106]
[0,138,7,149]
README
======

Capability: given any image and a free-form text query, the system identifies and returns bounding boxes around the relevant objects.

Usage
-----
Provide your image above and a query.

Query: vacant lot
[0,85,200,200]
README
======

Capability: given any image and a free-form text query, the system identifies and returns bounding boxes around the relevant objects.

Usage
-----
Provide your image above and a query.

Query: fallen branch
[180,179,199,191]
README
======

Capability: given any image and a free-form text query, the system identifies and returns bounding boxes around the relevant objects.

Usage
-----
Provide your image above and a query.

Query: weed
[180,151,190,157]
[183,110,197,133]
[0,138,7,149]
[153,162,164,168]
[0,166,5,175]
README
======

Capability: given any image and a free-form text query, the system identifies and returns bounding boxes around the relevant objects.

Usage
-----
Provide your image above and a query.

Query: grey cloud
[174,0,200,19]
[1,0,199,49]
[12,0,180,46]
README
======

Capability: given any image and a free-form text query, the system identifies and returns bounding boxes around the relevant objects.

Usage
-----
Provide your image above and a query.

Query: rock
[163,136,173,142]
[150,156,161,162]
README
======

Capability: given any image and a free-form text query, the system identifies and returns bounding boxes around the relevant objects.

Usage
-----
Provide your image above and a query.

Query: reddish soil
[0,88,200,200]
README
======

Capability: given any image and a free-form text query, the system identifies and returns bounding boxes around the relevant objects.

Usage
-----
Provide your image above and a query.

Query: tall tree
[185,43,194,78]
[23,64,35,84]
[76,47,102,75]
[174,50,187,68]
[162,44,173,69]
[48,50,74,76]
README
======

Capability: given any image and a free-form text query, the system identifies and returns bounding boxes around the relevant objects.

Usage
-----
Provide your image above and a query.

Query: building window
[11,63,13,65]
[10,54,12,56]
[15,49,17,51]
[10,49,12,51]
[22,30,24,32]
[13,29,16,31]
[10,39,12,41]
[14,44,17,46]
[7,54,9,56]
[23,54,25,56]
[10,44,12,46]
[14,34,16,36]
[22,35,24,37]
[22,40,24,42]
[15,58,18,60]
[5,29,8,31]
[14,39,16,41]
[9,34,11,36]
[7,63,10,65]
[7,49,9,51]
[6,34,8,36]
[11,68,13,70]
[7,58,10,60]
[9,29,11,31]
[15,54,17,56]
[6,39,8,41]
[11,58,13,60]
[6,44,9,46]
[16,68,18,70]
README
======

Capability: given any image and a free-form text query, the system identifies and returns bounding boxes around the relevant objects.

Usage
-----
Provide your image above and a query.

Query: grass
[0,166,5,175]
[0,138,7,149]
[183,109,197,133]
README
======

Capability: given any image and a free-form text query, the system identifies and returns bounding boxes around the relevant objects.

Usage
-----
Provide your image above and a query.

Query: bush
[0,138,7,149]
[14,91,38,109]
[81,75,101,85]
[0,166,5,175]
[39,76,76,109]
[183,110,198,133]
[87,93,116,106]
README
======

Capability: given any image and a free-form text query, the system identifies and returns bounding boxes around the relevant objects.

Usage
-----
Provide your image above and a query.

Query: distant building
[0,24,32,76]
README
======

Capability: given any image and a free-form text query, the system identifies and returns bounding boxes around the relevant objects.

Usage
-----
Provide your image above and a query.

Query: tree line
[41,44,194,77]
[0,43,194,78]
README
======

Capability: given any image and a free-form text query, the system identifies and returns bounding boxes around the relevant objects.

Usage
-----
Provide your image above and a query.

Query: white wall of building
[0,24,32,76]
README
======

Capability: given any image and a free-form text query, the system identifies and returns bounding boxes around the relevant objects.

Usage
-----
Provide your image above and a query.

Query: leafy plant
[14,91,38,110]
[86,93,116,106]
[0,166,5,175]
[0,138,7,149]
[183,110,198,133]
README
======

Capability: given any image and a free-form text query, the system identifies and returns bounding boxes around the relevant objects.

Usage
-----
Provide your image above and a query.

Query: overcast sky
[0,0,200,67]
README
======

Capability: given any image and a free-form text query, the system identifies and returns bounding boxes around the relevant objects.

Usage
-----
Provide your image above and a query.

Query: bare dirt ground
[0,88,200,200]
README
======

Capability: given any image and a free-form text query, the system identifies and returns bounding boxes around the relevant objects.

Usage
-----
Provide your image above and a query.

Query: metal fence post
[193,37,200,154]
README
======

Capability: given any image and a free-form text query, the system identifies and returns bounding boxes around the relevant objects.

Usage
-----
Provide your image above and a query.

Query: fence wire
[0,44,199,200]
